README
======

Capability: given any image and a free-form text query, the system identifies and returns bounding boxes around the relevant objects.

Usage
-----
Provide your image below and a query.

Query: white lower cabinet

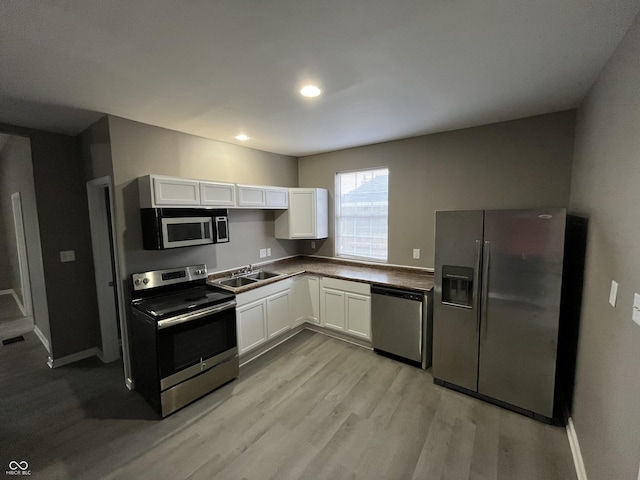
[267,290,291,338]
[236,275,371,355]
[237,300,267,354]
[236,279,293,355]
[320,277,371,340]
[345,293,371,339]
[291,275,320,327]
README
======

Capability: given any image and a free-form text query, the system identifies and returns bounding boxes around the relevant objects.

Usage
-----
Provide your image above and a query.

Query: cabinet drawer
[321,277,370,296]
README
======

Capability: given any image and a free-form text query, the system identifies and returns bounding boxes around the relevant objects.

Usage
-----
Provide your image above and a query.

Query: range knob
[134,278,141,286]
[142,278,150,285]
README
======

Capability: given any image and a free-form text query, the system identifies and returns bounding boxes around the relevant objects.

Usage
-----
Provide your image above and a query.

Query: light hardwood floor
[0,329,577,480]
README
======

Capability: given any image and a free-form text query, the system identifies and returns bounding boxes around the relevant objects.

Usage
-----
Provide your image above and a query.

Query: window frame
[334,167,389,263]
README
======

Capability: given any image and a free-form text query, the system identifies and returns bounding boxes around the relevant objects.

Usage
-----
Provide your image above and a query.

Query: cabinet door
[237,185,267,207]
[291,275,320,327]
[237,300,267,354]
[200,181,236,206]
[307,276,320,324]
[346,293,371,340]
[289,189,317,238]
[265,188,289,208]
[267,290,291,338]
[321,288,345,331]
[153,177,200,206]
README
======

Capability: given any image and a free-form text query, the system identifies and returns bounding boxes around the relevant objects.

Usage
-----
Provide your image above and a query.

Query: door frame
[86,176,126,364]
[10,192,32,317]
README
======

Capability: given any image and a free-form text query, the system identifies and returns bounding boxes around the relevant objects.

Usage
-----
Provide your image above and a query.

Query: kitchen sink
[217,276,258,287]
[244,271,280,281]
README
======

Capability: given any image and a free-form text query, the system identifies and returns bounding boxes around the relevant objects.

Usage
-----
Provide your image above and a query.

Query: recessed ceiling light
[300,85,322,98]
[234,134,249,141]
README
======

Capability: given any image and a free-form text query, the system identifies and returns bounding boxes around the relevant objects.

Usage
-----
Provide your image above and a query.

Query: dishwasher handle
[371,285,423,302]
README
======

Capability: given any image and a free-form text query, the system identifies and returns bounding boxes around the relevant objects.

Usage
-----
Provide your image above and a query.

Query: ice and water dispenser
[441,266,474,308]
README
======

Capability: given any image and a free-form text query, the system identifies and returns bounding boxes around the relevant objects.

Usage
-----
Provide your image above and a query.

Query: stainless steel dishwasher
[371,286,432,369]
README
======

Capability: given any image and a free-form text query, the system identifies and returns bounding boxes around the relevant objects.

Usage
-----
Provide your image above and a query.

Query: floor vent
[2,335,25,346]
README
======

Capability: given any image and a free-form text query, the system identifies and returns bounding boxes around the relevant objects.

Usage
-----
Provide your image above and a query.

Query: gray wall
[0,123,101,359]
[80,115,114,181]
[107,115,300,277]
[298,111,576,267]
[569,13,640,480]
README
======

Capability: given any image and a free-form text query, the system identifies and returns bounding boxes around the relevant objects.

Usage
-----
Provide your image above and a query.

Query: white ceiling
[1,1,639,157]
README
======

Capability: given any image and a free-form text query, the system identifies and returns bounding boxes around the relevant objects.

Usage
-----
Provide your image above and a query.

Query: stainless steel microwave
[140,208,229,250]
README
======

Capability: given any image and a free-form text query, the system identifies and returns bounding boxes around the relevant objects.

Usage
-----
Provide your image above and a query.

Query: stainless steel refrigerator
[433,208,585,423]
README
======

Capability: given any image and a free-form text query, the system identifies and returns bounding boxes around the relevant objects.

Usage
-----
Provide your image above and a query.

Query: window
[335,168,389,262]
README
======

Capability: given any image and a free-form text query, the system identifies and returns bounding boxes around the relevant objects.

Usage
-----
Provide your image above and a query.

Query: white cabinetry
[275,188,328,239]
[236,279,293,355]
[237,300,267,354]
[139,174,288,209]
[267,291,291,338]
[265,187,289,208]
[237,184,267,208]
[141,175,201,207]
[291,275,320,327]
[200,181,236,206]
[320,277,371,340]
[237,185,289,209]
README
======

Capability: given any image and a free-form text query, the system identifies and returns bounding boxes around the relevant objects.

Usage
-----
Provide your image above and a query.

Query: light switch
[259,248,267,258]
[413,248,420,259]
[632,293,640,327]
[609,280,618,307]
[60,250,76,263]
[266,248,271,257]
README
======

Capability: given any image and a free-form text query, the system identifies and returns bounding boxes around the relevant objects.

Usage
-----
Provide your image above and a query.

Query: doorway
[86,176,127,365]
[0,193,34,340]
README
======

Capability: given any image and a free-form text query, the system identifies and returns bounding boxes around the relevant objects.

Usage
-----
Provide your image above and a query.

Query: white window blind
[335,168,389,262]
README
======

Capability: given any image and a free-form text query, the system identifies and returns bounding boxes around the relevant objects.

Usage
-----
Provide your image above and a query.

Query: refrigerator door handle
[481,240,490,340]
[474,240,482,336]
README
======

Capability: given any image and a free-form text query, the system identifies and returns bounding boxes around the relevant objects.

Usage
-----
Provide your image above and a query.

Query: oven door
[157,300,237,390]
[161,216,214,249]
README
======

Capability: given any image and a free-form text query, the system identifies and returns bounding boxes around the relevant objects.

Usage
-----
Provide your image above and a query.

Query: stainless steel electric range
[129,264,238,417]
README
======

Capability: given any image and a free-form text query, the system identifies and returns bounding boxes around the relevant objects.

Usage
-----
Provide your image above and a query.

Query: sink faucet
[232,264,252,277]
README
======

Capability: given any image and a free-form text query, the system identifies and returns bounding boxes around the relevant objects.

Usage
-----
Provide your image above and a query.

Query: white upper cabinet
[237,184,267,207]
[200,181,236,206]
[139,175,201,207]
[139,174,293,211]
[237,185,289,209]
[275,188,328,239]
[265,187,289,208]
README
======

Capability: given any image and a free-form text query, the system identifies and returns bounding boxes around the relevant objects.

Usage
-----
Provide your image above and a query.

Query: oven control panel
[131,264,208,291]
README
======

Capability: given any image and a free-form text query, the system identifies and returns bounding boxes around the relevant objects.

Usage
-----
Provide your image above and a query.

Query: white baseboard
[33,325,50,353]
[0,289,12,295]
[566,416,588,480]
[47,347,100,368]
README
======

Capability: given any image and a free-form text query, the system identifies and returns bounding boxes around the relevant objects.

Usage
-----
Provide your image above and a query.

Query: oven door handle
[157,300,237,330]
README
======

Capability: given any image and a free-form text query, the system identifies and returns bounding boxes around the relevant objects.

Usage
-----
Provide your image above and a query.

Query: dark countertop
[207,256,434,294]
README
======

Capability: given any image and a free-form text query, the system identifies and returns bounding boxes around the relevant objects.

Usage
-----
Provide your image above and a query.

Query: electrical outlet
[259,248,267,258]
[609,280,618,307]
[311,241,316,249]
[60,250,76,263]
[266,248,271,257]
[413,248,420,259]
[632,293,640,327]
